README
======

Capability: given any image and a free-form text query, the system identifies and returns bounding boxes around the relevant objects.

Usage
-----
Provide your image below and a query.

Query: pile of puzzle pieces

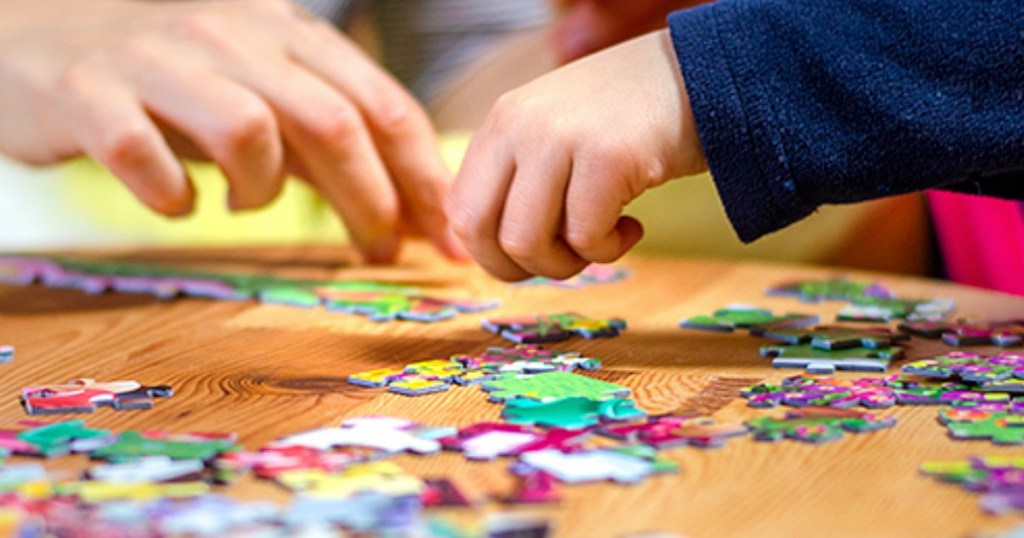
[0,255,498,322]
[0,416,554,536]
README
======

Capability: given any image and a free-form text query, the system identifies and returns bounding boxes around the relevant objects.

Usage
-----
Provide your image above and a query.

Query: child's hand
[0,0,465,263]
[448,30,706,281]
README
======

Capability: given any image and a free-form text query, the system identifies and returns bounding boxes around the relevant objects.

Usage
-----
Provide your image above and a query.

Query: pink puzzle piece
[440,423,589,460]
[271,417,455,455]
[218,445,363,479]
[21,379,172,415]
[598,415,748,449]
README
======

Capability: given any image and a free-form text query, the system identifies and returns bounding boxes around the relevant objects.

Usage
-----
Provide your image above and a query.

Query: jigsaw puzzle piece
[518,448,674,484]
[742,376,897,409]
[680,305,818,335]
[760,343,903,375]
[20,379,173,415]
[88,456,205,483]
[762,326,908,351]
[483,313,626,343]
[440,423,541,460]
[502,471,561,505]
[15,420,114,457]
[453,344,599,374]
[903,352,1024,383]
[272,417,454,455]
[746,407,896,443]
[598,415,747,449]
[421,478,473,508]
[939,406,1024,445]
[347,367,407,388]
[766,278,892,303]
[501,397,645,429]
[89,430,239,462]
[481,371,631,403]
[0,345,13,364]
[900,320,1024,347]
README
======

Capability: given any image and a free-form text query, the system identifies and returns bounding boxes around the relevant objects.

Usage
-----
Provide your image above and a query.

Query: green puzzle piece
[760,343,904,375]
[746,408,896,443]
[681,306,817,335]
[762,326,906,350]
[17,420,113,457]
[939,408,1024,445]
[501,396,646,429]
[90,431,240,462]
[481,371,630,402]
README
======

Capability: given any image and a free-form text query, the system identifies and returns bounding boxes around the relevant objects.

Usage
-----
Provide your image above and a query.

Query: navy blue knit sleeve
[667,0,1024,243]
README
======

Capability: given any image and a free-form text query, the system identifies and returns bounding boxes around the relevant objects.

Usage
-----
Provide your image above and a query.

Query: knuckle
[216,104,275,155]
[565,224,602,254]
[170,13,232,48]
[498,226,541,260]
[306,105,363,146]
[369,95,420,140]
[446,206,480,242]
[96,126,152,168]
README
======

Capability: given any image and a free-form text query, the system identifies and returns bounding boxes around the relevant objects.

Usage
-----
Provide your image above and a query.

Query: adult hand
[448,30,707,281]
[0,0,466,263]
[550,0,710,63]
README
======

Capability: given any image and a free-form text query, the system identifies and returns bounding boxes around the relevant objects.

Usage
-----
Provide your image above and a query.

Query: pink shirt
[928,190,1024,296]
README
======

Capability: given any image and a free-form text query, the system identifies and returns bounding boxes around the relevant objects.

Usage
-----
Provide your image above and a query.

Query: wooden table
[2,243,1023,538]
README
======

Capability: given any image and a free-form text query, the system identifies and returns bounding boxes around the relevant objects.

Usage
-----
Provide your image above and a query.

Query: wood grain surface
[2,243,1023,538]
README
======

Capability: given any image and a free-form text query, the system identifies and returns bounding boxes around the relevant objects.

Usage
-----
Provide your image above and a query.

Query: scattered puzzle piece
[272,417,454,455]
[89,430,239,462]
[481,371,631,403]
[761,326,908,350]
[518,448,674,484]
[760,343,904,375]
[55,480,209,503]
[14,420,113,457]
[501,397,646,429]
[746,407,896,443]
[88,456,205,483]
[0,345,12,364]
[903,352,1024,384]
[277,461,424,498]
[502,471,561,505]
[766,278,893,303]
[515,264,629,289]
[598,415,748,449]
[939,405,1024,445]
[21,379,173,415]
[421,478,473,508]
[440,423,590,460]
[680,305,818,335]
[742,376,898,409]
[482,313,626,343]
[454,345,601,374]
[217,445,363,479]
[837,297,955,323]
[900,320,1024,347]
